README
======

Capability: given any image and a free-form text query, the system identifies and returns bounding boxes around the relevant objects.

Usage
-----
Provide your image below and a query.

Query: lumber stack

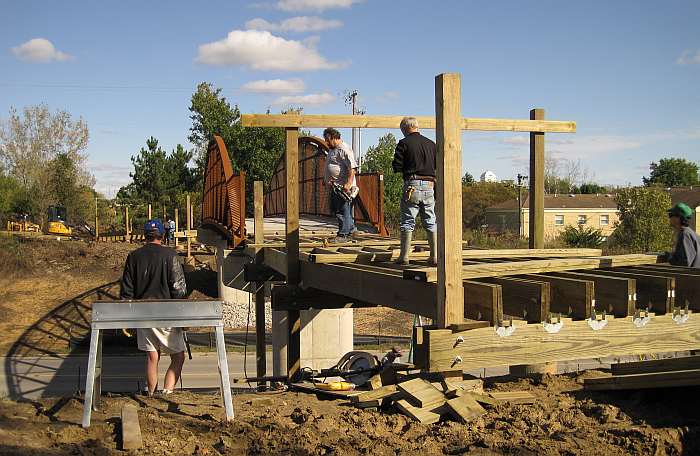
[348,374,535,424]
[584,355,700,391]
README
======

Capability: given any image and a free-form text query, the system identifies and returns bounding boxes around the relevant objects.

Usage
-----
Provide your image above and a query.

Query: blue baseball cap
[144,219,164,235]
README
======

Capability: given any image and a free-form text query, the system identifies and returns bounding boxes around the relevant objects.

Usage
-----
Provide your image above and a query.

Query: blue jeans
[400,180,437,233]
[330,190,355,236]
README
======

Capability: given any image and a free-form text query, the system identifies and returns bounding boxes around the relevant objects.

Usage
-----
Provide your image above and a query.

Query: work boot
[427,230,438,266]
[395,230,413,265]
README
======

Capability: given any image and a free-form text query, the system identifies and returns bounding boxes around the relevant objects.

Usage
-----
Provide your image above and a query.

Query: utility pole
[345,90,364,169]
[517,174,528,238]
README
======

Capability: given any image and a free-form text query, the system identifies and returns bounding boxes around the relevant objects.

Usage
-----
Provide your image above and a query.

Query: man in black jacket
[392,117,438,265]
[120,219,188,395]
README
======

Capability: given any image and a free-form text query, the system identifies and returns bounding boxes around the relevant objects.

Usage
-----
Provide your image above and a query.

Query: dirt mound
[1,375,698,455]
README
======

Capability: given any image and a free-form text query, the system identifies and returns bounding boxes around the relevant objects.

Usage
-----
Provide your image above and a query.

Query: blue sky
[1,0,699,196]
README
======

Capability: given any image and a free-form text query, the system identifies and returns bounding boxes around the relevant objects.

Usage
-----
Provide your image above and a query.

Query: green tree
[560,225,604,248]
[643,158,699,187]
[610,187,673,252]
[462,172,474,185]
[117,138,196,210]
[0,173,21,221]
[0,105,92,224]
[462,182,518,229]
[362,133,401,226]
[188,82,285,213]
[579,182,607,194]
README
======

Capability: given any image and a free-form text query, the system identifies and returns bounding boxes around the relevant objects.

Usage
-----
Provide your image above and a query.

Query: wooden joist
[446,394,486,423]
[417,313,700,372]
[522,274,594,320]
[611,355,700,376]
[549,271,636,317]
[403,255,660,282]
[240,114,576,133]
[590,269,674,314]
[477,277,549,323]
[305,248,603,264]
[394,399,447,424]
[584,369,700,391]
[623,266,700,310]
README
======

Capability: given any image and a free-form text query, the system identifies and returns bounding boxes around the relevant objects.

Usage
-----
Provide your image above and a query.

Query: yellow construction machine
[46,206,72,236]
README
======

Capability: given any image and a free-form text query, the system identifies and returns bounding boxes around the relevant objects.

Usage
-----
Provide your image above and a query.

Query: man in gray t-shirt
[323,128,358,241]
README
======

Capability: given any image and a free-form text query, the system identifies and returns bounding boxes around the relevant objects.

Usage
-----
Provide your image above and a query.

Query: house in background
[667,186,700,231]
[485,194,619,240]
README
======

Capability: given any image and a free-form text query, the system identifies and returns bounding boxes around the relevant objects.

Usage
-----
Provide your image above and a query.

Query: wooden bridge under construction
[199,73,700,382]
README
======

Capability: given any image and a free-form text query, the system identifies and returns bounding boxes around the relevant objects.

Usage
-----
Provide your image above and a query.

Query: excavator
[46,206,72,236]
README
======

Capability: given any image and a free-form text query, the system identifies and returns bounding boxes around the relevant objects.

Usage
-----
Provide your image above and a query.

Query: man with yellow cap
[666,203,699,268]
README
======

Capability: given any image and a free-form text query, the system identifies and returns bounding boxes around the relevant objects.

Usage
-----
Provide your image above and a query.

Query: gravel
[221,298,272,330]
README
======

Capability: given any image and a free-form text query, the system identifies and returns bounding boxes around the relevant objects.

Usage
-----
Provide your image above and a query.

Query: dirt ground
[1,373,698,455]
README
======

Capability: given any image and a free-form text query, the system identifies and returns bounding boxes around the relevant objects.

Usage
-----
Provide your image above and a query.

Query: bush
[560,225,604,248]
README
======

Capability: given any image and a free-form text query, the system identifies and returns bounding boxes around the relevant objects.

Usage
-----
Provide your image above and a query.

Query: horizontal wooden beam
[306,248,603,264]
[584,369,700,391]
[241,114,576,133]
[421,313,700,372]
[611,355,700,375]
[404,254,660,282]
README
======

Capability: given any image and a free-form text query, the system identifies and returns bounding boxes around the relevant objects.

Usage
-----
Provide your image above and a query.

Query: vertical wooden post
[174,208,179,248]
[529,108,545,249]
[124,206,130,238]
[94,196,99,241]
[186,194,192,262]
[285,127,301,381]
[162,205,166,220]
[434,73,464,328]
[148,204,152,220]
[253,181,267,388]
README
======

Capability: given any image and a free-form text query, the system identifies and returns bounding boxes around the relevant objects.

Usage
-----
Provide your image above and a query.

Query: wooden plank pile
[348,373,535,425]
[584,355,700,391]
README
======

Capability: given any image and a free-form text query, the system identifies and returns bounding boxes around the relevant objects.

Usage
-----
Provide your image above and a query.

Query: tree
[643,158,699,187]
[462,181,518,229]
[0,105,92,223]
[362,133,401,226]
[462,172,474,185]
[188,82,285,213]
[117,138,196,209]
[560,225,604,248]
[0,173,21,220]
[579,182,608,194]
[610,187,672,252]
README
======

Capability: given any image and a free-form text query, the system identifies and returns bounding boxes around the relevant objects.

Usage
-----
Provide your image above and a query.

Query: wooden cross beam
[241,114,576,133]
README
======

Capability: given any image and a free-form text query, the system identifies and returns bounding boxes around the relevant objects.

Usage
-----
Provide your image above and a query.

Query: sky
[1,0,699,197]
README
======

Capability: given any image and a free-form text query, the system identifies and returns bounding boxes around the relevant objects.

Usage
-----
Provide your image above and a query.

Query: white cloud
[273,92,335,106]
[195,30,346,71]
[242,78,305,94]
[245,16,343,33]
[276,0,361,12]
[676,49,700,65]
[501,136,529,146]
[11,38,74,63]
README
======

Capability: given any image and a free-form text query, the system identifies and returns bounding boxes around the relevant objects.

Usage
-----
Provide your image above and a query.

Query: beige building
[485,194,620,240]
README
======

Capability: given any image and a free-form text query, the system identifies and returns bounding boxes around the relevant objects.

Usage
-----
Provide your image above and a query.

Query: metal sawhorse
[82,300,234,428]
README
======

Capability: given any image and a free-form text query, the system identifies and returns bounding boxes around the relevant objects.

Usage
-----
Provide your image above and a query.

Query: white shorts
[137,328,186,355]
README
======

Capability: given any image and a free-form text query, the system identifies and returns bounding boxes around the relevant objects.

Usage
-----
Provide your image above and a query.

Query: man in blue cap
[120,219,188,395]
[666,203,699,268]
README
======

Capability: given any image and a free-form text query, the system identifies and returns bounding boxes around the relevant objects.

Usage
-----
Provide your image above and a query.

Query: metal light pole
[517,174,528,238]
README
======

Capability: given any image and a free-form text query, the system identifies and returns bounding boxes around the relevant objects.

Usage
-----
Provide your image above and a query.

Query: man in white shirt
[323,128,358,242]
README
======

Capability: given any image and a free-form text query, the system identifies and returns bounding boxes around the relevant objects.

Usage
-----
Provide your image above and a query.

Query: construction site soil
[1,374,698,455]
[2,235,698,455]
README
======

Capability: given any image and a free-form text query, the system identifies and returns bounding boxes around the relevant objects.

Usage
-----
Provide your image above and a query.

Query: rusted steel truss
[201,135,246,247]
